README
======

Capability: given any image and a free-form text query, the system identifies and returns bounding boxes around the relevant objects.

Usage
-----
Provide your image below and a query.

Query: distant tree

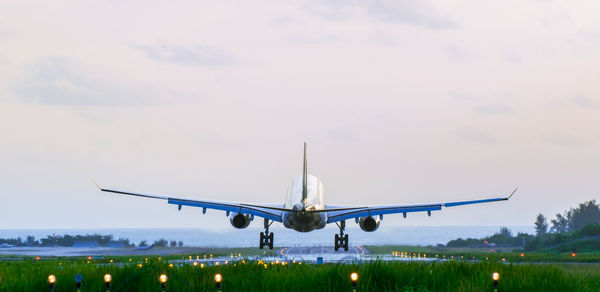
[534,214,548,235]
[139,240,148,247]
[26,236,36,246]
[551,213,569,233]
[178,241,184,247]
[498,226,512,238]
[568,200,600,231]
[153,239,168,247]
[170,240,177,247]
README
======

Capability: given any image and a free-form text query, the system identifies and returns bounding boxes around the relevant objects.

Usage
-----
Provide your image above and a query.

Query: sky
[0,0,599,230]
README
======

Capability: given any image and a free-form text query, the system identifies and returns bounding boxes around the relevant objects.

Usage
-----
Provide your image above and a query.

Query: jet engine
[358,216,381,232]
[229,213,252,229]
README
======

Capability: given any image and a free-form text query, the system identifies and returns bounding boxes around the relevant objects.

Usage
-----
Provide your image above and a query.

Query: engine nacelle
[229,213,252,229]
[358,216,381,232]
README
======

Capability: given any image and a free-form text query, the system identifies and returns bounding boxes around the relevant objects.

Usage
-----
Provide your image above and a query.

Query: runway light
[492,272,500,289]
[75,274,83,290]
[350,272,358,290]
[520,253,524,257]
[36,256,40,261]
[193,261,198,267]
[104,274,112,291]
[571,252,576,257]
[215,273,223,291]
[48,275,56,291]
[159,274,167,291]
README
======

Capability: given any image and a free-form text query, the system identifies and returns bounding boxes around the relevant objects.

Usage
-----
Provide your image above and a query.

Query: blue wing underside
[97,183,515,225]
[325,195,513,223]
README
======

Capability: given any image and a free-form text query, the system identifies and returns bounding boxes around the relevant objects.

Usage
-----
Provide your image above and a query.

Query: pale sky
[0,0,599,230]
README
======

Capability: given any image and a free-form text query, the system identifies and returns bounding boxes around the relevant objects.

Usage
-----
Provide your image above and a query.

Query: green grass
[1,257,599,291]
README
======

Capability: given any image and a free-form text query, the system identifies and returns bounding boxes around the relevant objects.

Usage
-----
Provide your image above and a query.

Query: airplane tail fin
[302,142,308,209]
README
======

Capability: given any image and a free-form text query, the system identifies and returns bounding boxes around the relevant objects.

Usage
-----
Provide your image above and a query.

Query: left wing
[326,188,517,223]
[94,182,285,222]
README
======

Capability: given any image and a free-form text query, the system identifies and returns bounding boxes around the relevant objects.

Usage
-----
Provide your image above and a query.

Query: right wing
[95,181,284,222]
[326,188,517,223]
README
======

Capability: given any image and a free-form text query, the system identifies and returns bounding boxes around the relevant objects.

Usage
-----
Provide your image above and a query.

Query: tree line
[0,234,184,248]
[446,200,600,251]
[534,200,600,235]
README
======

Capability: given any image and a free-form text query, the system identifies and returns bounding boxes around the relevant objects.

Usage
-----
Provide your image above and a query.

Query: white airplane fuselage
[282,175,327,232]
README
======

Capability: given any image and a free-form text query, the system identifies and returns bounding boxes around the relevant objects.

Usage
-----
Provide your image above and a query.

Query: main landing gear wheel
[334,220,349,251]
[259,219,274,249]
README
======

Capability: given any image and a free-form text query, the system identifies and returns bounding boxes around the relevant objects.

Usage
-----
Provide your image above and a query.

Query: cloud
[456,127,497,144]
[444,44,475,63]
[11,56,200,106]
[475,104,513,115]
[305,0,458,29]
[328,128,359,143]
[133,43,237,67]
[571,96,599,109]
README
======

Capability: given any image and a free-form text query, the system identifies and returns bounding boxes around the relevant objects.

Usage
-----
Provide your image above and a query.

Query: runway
[279,245,367,256]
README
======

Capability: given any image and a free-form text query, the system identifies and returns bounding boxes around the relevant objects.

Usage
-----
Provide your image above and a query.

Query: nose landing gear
[259,218,274,249]
[334,220,349,251]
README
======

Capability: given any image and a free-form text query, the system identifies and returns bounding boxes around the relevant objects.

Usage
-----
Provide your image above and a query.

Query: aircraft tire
[344,234,349,251]
[259,232,265,249]
[268,233,274,249]
[334,234,339,251]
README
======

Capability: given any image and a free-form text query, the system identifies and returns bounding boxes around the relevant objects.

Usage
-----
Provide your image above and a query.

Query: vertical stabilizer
[302,142,308,208]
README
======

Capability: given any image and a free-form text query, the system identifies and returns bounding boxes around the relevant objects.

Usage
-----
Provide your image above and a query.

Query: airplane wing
[326,188,517,223]
[95,182,284,222]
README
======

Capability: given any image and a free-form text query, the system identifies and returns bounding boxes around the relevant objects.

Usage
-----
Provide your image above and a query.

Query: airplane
[95,143,516,251]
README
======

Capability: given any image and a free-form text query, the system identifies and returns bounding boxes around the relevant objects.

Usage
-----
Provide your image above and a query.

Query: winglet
[92,178,102,190]
[507,187,518,200]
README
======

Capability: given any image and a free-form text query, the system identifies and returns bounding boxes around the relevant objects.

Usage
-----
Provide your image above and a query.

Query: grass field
[1,256,599,291]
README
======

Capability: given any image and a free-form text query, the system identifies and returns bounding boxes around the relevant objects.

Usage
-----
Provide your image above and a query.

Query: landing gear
[259,218,274,249]
[334,220,349,251]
